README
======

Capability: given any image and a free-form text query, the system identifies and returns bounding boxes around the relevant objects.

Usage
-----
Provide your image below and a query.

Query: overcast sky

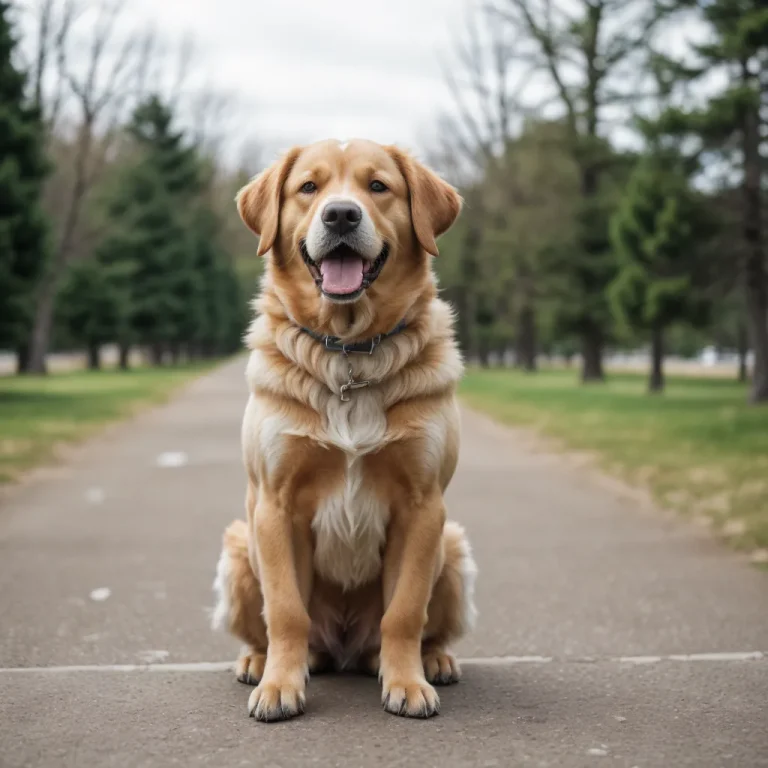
[15,0,707,171]
[130,0,470,162]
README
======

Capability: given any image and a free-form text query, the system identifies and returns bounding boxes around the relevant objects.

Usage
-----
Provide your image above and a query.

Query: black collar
[299,320,407,354]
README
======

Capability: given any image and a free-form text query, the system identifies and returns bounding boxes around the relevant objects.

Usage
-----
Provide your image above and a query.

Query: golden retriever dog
[212,139,477,721]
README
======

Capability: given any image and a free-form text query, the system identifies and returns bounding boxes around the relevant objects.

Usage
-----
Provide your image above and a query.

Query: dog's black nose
[322,201,362,235]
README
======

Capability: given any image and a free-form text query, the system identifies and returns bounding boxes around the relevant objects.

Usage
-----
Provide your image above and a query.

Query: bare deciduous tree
[440,6,560,367]
[441,8,525,172]
[483,0,670,381]
[187,86,238,157]
[28,0,80,133]
[27,0,141,373]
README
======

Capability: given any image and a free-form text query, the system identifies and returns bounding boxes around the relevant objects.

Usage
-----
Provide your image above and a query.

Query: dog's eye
[300,181,317,194]
[369,180,388,193]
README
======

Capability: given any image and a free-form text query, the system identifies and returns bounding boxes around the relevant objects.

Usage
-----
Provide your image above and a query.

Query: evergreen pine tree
[609,154,714,392]
[0,0,50,372]
[656,0,768,402]
[97,96,202,363]
[57,260,123,370]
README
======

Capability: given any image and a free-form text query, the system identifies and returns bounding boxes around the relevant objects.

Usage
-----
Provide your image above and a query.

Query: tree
[489,0,671,381]
[96,94,247,363]
[187,207,246,357]
[655,0,768,402]
[0,0,50,372]
[609,154,714,392]
[97,161,194,364]
[435,8,524,364]
[697,186,751,382]
[56,258,123,369]
[480,120,581,371]
[27,0,141,373]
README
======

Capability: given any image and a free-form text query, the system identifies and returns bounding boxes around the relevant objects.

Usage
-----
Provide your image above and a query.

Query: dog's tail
[211,520,249,632]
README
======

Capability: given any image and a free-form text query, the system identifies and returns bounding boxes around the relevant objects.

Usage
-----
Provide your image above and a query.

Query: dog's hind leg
[212,519,268,685]
[421,521,478,686]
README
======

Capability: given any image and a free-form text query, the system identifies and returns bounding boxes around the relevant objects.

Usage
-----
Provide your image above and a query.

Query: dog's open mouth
[301,242,389,301]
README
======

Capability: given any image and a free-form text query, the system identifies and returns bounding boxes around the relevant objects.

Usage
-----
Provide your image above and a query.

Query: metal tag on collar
[339,378,371,401]
[339,355,371,401]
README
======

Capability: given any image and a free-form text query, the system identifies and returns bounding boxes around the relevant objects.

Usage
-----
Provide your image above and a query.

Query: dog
[212,139,477,721]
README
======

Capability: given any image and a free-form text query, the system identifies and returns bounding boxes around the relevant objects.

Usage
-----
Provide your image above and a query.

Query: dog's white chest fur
[312,382,390,591]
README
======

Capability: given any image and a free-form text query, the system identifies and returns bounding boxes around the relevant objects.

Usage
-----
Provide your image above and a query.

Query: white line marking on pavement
[618,651,767,664]
[0,662,234,674]
[0,651,763,675]
[461,655,554,665]
[89,588,111,602]
[617,655,662,665]
[85,487,105,504]
[666,651,766,662]
[156,451,188,468]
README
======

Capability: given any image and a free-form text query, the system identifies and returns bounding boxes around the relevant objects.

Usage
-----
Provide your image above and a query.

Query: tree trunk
[649,325,664,394]
[119,343,130,371]
[169,342,180,365]
[744,266,768,402]
[577,154,608,384]
[458,221,481,363]
[477,341,490,368]
[15,344,30,374]
[28,120,94,374]
[577,27,607,387]
[581,327,604,382]
[87,344,101,370]
[737,322,749,383]
[742,66,768,403]
[516,304,537,372]
[150,343,164,366]
[27,280,55,374]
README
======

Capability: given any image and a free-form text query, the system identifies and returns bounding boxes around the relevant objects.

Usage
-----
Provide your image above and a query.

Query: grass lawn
[461,367,768,556]
[0,362,220,484]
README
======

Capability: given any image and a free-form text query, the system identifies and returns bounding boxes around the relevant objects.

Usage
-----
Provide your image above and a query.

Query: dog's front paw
[236,650,267,686]
[423,649,461,686]
[248,676,306,722]
[382,677,440,718]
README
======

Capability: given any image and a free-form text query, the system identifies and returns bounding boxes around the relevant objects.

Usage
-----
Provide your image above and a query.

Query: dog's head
[236,139,461,334]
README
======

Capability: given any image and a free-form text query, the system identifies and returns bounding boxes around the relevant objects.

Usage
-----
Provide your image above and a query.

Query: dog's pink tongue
[319,254,364,294]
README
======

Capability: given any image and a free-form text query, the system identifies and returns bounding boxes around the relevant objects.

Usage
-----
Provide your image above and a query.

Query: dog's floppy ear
[236,147,303,257]
[387,147,462,256]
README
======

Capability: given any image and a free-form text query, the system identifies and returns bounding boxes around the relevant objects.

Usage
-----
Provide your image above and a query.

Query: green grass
[0,362,220,484]
[461,368,768,555]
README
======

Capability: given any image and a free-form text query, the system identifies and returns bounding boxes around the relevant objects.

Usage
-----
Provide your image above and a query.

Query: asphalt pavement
[1,358,766,767]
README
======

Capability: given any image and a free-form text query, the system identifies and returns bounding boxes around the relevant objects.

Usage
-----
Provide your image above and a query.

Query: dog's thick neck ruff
[297,320,408,401]
[246,282,463,411]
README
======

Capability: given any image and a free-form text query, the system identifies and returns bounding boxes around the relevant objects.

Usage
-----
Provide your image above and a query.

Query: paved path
[1,359,767,767]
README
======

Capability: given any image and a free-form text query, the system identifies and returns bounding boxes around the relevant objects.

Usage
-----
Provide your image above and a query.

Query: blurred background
[1,0,767,552]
